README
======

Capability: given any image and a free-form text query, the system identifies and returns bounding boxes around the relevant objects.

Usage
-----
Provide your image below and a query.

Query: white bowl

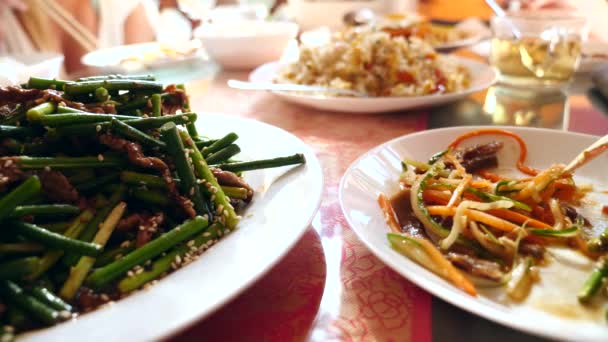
[0,52,63,86]
[196,20,299,70]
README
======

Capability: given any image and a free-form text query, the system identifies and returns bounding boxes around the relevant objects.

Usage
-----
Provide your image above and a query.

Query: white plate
[81,42,207,74]
[22,114,323,341]
[249,57,497,113]
[434,18,491,53]
[339,126,608,341]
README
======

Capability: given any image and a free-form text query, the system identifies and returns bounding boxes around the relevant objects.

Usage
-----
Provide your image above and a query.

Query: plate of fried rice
[249,28,496,113]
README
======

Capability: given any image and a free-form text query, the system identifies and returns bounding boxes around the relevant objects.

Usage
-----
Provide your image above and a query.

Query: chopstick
[35,0,98,52]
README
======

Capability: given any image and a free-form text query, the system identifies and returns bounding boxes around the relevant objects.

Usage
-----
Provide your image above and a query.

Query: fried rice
[277,28,471,97]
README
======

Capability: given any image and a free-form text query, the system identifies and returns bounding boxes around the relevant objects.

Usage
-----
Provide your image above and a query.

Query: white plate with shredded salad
[21,113,323,341]
[249,57,496,114]
[340,126,608,341]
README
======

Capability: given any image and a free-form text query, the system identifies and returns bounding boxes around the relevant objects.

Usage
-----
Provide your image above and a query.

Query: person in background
[0,0,156,73]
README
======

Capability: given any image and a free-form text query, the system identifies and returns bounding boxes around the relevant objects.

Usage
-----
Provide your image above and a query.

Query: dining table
[134,5,608,341]
[145,54,608,342]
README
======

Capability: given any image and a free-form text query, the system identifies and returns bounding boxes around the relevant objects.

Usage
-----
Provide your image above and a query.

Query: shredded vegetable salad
[379,129,607,304]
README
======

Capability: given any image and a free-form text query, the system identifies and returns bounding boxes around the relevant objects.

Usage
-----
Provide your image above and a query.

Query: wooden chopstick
[36,0,98,52]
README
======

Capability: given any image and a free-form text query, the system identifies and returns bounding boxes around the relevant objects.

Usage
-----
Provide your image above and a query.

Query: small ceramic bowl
[196,20,299,70]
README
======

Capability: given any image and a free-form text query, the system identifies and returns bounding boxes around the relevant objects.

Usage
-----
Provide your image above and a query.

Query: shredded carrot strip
[378,193,401,233]
[447,128,538,176]
[423,190,450,204]
[478,170,503,182]
[414,236,477,296]
[486,209,551,229]
[426,205,521,233]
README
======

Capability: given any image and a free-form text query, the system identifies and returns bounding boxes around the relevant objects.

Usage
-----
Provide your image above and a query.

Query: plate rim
[21,113,324,341]
[338,125,605,342]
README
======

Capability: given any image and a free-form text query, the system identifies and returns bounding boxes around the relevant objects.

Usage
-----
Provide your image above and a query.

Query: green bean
[27,77,68,90]
[39,221,71,233]
[0,125,43,139]
[56,106,86,114]
[213,153,306,172]
[94,243,135,267]
[31,286,72,312]
[110,118,166,149]
[77,74,155,82]
[67,169,96,184]
[95,87,110,102]
[203,132,238,156]
[26,102,57,122]
[87,216,209,290]
[130,188,169,206]
[0,280,60,325]
[0,257,39,279]
[181,131,237,229]
[13,156,123,169]
[221,186,248,200]
[195,138,218,149]
[10,221,101,256]
[0,243,44,254]
[151,93,162,117]
[118,223,221,293]
[60,202,126,300]
[64,80,163,96]
[74,172,120,192]
[120,171,170,188]
[578,258,608,303]
[160,123,210,217]
[10,204,80,218]
[205,144,241,164]
[28,209,94,280]
[0,176,41,222]
[62,186,125,266]
[40,113,135,127]
[56,112,197,136]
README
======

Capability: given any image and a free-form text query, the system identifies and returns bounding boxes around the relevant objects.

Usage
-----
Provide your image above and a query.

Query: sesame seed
[203,232,211,237]
[175,255,182,264]
[120,240,131,248]
[96,125,102,132]
[189,187,195,196]
[3,159,12,167]
[202,214,208,221]
[187,240,195,247]
[97,154,104,161]
[44,166,51,172]
[210,195,216,201]
[100,294,110,301]
[127,270,134,277]
[135,268,144,275]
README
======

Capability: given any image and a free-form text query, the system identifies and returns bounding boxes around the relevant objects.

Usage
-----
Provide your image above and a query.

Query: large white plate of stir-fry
[340,126,608,341]
[0,75,323,341]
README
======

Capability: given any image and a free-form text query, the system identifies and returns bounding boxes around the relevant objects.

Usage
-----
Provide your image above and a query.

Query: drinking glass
[490,11,588,87]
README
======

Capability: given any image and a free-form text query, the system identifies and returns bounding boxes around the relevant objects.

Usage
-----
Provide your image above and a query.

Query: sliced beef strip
[454,141,504,173]
[40,170,79,203]
[447,252,505,282]
[211,168,254,202]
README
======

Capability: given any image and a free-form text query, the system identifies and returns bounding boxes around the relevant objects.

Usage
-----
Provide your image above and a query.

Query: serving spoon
[227,80,368,97]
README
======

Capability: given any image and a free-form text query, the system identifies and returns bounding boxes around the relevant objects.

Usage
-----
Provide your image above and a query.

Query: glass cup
[490,11,588,87]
